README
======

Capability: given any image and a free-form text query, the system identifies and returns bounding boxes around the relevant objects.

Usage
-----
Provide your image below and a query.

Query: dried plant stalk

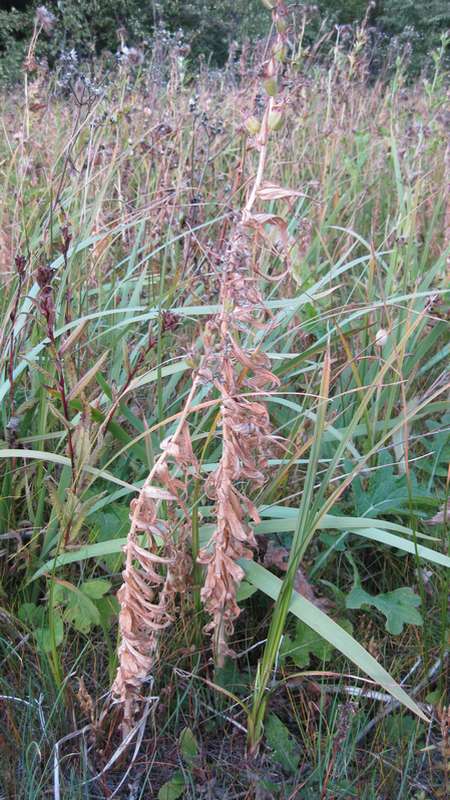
[112,378,200,732]
[198,226,280,665]
[196,1,291,663]
[112,0,291,724]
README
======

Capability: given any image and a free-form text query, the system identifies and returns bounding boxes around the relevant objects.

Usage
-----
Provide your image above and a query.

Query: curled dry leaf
[263,541,331,611]
[426,500,450,525]
[112,421,198,733]
[256,181,308,202]
[242,210,294,280]
[198,225,280,665]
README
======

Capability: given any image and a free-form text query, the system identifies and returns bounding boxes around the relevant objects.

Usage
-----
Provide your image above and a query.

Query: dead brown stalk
[112,0,292,728]
[112,375,201,733]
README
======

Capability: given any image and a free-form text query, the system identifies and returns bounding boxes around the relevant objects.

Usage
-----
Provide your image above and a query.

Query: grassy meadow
[0,13,449,800]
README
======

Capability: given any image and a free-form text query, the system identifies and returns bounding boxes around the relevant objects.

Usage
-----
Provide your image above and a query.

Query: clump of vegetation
[0,1,448,797]
[1,0,449,84]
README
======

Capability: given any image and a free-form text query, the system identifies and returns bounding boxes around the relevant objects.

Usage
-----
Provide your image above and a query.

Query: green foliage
[18,602,64,652]
[0,8,31,83]
[0,11,448,792]
[377,0,450,65]
[351,454,429,519]
[156,0,267,62]
[19,579,117,652]
[280,619,334,668]
[265,713,300,774]
[157,728,198,799]
[318,0,450,73]
[317,0,371,24]
[346,586,423,635]
[383,713,421,743]
[0,0,268,83]
[158,772,186,800]
[2,0,448,83]
[179,727,199,764]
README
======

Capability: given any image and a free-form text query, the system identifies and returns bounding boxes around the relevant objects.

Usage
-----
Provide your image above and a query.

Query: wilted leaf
[426,500,450,525]
[346,586,423,635]
[264,541,289,570]
[67,350,109,401]
[59,320,89,355]
[256,182,307,201]
[143,486,177,501]
[264,543,330,609]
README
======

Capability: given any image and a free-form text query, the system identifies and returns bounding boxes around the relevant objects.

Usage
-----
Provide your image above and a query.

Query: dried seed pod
[244,115,261,136]
[268,107,284,131]
[264,77,278,97]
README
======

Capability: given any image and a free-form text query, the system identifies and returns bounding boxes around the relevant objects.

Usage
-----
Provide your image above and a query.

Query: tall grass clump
[0,1,448,797]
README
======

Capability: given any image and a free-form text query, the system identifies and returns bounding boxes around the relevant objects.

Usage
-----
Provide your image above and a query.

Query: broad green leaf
[54,581,101,633]
[236,580,257,602]
[265,713,299,774]
[179,727,198,764]
[352,454,428,518]
[158,772,186,800]
[346,586,423,635]
[18,602,45,627]
[80,579,111,599]
[214,660,250,695]
[280,621,334,668]
[384,714,420,743]
[96,595,120,626]
[35,615,64,653]
[19,604,64,652]
[241,560,428,721]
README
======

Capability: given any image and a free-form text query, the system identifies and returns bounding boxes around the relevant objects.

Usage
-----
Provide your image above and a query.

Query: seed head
[268,107,284,131]
[15,254,27,278]
[244,116,261,136]
[36,264,54,289]
[35,6,56,34]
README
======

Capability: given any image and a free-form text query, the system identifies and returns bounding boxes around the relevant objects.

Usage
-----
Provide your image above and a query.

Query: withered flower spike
[198,226,280,666]
[111,383,201,735]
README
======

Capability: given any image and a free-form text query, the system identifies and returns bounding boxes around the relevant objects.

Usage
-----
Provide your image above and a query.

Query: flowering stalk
[112,0,291,731]
[112,375,201,734]
[197,0,290,665]
[197,229,279,665]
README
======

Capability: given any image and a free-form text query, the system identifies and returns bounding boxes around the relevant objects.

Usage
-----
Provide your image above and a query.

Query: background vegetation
[0,2,448,798]
[1,0,449,83]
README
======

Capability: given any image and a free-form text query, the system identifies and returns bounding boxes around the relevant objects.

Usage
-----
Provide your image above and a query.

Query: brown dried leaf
[256,181,307,201]
[426,501,450,525]
[264,541,289,571]
[264,542,331,610]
